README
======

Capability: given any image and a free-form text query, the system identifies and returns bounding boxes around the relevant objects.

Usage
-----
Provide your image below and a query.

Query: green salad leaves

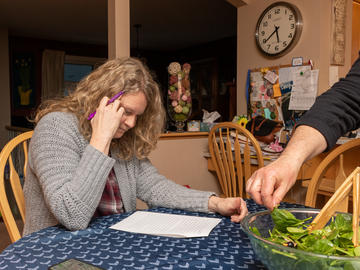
[251,208,360,257]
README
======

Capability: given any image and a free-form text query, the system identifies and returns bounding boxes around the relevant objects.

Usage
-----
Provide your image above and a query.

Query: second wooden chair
[304,138,360,212]
[208,122,264,198]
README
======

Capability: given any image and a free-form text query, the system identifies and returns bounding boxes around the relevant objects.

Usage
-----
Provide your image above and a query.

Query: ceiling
[0,0,237,51]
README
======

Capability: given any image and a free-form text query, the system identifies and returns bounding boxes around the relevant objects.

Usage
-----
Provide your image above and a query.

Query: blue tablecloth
[0,200,305,270]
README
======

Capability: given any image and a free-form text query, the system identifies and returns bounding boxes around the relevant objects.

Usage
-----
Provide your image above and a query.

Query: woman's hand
[90,97,124,154]
[208,196,248,222]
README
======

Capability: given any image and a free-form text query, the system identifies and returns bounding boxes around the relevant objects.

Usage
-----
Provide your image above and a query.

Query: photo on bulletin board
[248,71,282,121]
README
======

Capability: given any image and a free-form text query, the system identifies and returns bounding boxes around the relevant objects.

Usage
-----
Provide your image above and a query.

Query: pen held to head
[87,91,125,120]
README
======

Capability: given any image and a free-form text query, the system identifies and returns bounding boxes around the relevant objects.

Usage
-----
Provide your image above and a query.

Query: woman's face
[113,91,147,139]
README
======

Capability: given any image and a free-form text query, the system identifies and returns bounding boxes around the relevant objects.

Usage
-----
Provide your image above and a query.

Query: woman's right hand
[89,97,124,154]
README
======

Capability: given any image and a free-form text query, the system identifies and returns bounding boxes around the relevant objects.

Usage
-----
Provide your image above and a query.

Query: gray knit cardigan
[23,112,214,236]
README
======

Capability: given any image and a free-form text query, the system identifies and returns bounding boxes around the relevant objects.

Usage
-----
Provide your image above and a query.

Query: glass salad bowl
[241,208,360,270]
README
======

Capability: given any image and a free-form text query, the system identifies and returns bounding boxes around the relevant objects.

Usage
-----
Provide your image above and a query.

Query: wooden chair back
[0,131,33,242]
[208,122,264,198]
[305,138,360,212]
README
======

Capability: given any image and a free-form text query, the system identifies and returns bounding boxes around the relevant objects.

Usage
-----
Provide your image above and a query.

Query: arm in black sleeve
[297,54,360,151]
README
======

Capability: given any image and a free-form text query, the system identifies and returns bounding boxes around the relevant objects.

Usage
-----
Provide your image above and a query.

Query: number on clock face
[256,4,299,55]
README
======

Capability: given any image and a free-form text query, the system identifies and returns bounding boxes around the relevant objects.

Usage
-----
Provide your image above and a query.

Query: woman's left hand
[208,196,248,222]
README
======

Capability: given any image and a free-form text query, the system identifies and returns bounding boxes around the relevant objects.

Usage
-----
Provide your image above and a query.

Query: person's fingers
[261,175,277,210]
[239,199,248,220]
[112,100,121,110]
[245,175,254,193]
[230,199,248,222]
[231,215,241,223]
[117,106,125,117]
[99,96,110,109]
[272,182,289,207]
[247,176,263,205]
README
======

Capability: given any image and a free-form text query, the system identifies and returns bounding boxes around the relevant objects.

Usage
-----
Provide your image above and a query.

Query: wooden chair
[208,122,264,198]
[0,131,33,242]
[304,138,360,212]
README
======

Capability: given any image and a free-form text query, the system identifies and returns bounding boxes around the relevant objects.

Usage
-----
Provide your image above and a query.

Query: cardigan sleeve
[297,53,360,151]
[135,158,215,213]
[29,112,115,230]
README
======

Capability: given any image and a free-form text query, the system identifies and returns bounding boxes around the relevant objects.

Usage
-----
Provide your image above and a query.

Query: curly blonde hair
[33,57,165,160]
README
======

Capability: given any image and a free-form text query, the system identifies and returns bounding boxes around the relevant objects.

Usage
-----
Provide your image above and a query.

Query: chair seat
[302,178,335,195]
[302,178,354,198]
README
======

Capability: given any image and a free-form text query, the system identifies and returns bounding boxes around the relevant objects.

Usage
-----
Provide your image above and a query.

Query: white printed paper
[110,211,221,238]
[289,69,319,110]
[278,66,312,94]
[329,66,339,87]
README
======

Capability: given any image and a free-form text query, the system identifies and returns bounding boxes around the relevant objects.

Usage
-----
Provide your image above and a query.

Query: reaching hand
[246,155,299,210]
[208,196,248,222]
[246,126,328,210]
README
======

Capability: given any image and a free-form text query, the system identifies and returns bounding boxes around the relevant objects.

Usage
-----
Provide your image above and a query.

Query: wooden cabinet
[189,58,218,120]
[188,58,236,122]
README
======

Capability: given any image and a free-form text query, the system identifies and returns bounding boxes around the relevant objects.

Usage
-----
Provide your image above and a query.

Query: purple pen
[87,91,125,120]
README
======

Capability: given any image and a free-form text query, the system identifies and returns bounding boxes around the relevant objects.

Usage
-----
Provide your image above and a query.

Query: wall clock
[255,2,303,57]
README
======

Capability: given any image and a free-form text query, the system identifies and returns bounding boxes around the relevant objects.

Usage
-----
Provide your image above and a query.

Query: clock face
[255,2,302,57]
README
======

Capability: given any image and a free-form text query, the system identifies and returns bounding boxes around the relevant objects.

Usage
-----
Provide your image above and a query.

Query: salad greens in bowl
[241,208,360,270]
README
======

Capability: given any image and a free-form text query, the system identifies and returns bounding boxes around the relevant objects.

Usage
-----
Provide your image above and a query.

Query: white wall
[134,137,221,209]
[0,28,11,148]
[149,137,221,193]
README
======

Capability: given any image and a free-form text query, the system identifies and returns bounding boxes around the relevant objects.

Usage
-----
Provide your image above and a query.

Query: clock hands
[275,26,280,43]
[264,25,280,43]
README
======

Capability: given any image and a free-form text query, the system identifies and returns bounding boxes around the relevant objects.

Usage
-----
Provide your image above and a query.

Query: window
[63,55,106,95]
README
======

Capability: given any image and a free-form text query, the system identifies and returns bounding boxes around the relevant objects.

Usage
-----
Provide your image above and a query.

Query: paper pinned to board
[110,211,221,238]
[329,66,339,87]
[289,69,319,110]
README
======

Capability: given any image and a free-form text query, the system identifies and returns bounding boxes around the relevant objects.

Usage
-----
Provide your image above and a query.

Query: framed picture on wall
[11,52,37,110]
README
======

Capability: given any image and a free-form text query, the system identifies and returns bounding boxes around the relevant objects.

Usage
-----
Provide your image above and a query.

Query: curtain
[41,49,65,101]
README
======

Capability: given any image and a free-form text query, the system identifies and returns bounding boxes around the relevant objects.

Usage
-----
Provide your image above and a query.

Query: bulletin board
[247,63,318,130]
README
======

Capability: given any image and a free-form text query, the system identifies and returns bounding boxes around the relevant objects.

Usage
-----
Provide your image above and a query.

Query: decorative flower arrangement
[167,62,192,127]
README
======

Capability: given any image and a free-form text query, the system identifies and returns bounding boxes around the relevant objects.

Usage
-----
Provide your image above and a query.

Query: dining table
[0,200,305,270]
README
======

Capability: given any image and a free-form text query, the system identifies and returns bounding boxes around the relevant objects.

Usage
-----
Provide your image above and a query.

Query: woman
[23,57,248,235]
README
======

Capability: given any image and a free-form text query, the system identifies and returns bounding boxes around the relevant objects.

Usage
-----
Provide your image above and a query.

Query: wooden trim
[5,125,32,132]
[251,63,311,72]
[6,126,208,140]
[160,132,208,140]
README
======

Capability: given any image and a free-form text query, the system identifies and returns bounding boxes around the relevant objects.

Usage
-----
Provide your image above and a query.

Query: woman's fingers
[98,96,110,109]
[230,198,248,222]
